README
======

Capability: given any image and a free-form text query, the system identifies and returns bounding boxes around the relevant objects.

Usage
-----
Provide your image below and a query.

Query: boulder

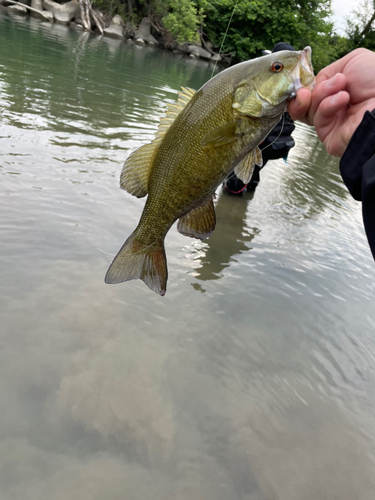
[134,17,157,45]
[103,14,125,38]
[30,0,44,18]
[42,0,80,24]
[8,3,27,14]
[187,45,212,60]
[182,43,214,60]
[210,53,222,62]
[103,23,123,39]
[111,14,123,26]
[41,9,53,19]
[71,21,83,29]
[196,47,213,60]
[186,45,200,57]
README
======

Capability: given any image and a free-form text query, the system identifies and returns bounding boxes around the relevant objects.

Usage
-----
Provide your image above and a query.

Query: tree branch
[359,10,375,38]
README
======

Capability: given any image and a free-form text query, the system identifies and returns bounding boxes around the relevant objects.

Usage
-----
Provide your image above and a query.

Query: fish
[105,47,315,295]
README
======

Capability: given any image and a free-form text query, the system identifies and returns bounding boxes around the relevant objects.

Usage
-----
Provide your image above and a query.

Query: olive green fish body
[106,48,315,295]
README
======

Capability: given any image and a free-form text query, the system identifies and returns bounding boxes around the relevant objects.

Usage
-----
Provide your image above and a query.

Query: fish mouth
[290,46,316,92]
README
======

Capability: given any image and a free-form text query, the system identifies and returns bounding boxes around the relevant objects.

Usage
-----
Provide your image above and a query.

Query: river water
[1,12,375,500]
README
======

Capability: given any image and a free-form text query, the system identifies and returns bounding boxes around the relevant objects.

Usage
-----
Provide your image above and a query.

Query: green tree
[161,0,201,43]
[197,0,334,71]
[344,0,375,50]
[92,0,339,70]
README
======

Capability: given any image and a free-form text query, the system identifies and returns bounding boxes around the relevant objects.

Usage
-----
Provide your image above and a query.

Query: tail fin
[105,232,167,296]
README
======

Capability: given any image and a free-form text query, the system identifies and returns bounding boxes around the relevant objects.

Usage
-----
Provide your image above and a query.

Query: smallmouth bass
[105,47,315,295]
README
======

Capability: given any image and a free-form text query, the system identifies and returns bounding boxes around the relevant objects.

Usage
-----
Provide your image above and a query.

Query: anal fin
[177,197,216,240]
[234,146,263,184]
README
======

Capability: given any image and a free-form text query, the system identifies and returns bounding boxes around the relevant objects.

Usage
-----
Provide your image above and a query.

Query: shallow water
[1,12,375,500]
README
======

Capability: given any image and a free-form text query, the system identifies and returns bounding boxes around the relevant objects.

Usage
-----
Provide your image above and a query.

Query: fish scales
[105,48,315,295]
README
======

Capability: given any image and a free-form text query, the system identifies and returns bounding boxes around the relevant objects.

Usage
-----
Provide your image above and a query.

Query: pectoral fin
[201,122,240,148]
[234,147,263,184]
[177,197,216,240]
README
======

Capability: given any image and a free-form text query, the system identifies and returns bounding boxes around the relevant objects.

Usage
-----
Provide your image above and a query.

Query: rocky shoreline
[0,0,224,64]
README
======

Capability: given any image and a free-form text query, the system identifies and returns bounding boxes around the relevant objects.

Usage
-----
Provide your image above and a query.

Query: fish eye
[270,61,283,73]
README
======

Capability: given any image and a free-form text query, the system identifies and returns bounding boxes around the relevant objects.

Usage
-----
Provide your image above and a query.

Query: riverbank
[0,0,226,64]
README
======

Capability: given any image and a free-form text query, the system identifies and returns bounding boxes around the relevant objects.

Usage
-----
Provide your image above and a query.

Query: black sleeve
[340,110,375,260]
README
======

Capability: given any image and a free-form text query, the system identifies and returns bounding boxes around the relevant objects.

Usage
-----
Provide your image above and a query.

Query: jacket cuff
[340,110,375,201]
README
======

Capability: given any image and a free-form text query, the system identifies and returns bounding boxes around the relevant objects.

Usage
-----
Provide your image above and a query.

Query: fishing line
[260,113,286,152]
[96,247,116,256]
[211,0,240,79]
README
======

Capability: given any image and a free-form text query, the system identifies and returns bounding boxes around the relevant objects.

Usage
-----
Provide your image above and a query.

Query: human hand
[288,48,375,157]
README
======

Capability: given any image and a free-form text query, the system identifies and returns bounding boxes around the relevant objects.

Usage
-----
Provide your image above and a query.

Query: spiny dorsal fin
[234,146,263,184]
[120,87,196,198]
[177,196,216,240]
[155,87,196,139]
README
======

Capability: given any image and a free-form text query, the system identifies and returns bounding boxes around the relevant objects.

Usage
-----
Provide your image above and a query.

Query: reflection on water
[1,12,375,500]
[194,190,260,284]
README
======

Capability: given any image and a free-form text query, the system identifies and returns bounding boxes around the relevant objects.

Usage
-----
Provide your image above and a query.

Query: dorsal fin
[234,147,263,184]
[120,87,196,198]
[155,87,196,139]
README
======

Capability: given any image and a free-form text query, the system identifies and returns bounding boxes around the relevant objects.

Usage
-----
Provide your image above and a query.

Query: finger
[314,91,350,122]
[321,105,350,157]
[313,92,350,156]
[287,88,312,124]
[308,73,347,122]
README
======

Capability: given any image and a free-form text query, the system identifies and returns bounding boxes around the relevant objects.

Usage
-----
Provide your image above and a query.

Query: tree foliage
[197,0,335,71]
[159,0,201,44]
[344,0,375,51]
[92,0,348,71]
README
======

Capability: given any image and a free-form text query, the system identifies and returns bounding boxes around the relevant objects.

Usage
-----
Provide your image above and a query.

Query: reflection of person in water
[194,189,260,283]
[223,42,297,195]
